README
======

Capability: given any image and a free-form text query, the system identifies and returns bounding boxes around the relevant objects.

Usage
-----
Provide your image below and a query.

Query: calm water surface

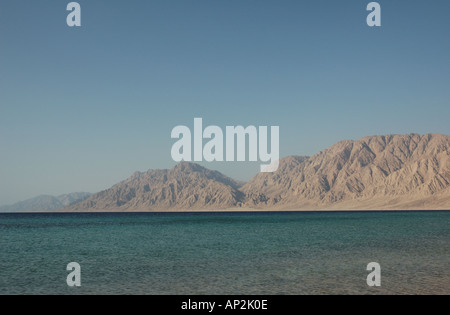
[0,211,448,294]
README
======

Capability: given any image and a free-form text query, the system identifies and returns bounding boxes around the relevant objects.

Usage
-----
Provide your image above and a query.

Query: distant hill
[0,192,91,212]
[64,133,450,211]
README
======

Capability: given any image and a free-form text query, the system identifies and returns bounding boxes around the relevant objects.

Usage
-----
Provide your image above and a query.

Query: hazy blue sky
[0,0,449,205]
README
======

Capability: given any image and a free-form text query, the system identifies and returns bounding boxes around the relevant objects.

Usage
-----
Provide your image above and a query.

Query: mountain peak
[66,162,245,211]
[171,161,207,173]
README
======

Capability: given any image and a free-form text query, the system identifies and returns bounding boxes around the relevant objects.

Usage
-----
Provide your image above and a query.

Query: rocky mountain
[243,133,450,210]
[64,133,450,211]
[66,162,245,211]
[0,192,91,212]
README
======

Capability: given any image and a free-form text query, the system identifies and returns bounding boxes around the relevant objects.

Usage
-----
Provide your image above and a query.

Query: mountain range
[0,192,91,212]
[64,133,450,211]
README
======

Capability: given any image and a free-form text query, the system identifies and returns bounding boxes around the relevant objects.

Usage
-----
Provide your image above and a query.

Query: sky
[0,0,449,205]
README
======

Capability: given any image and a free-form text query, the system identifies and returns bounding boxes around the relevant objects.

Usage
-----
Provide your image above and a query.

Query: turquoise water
[0,211,448,295]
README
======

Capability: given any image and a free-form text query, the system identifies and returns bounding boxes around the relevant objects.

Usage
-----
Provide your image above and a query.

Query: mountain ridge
[61,133,450,211]
[242,133,450,209]
[0,192,92,213]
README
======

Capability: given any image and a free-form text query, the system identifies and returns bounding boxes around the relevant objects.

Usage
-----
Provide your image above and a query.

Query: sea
[0,211,448,295]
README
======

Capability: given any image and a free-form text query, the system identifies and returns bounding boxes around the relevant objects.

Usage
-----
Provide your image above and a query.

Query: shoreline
[1,208,449,214]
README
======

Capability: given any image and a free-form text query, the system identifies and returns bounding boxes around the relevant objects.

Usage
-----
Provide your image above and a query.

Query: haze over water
[0,211,448,295]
